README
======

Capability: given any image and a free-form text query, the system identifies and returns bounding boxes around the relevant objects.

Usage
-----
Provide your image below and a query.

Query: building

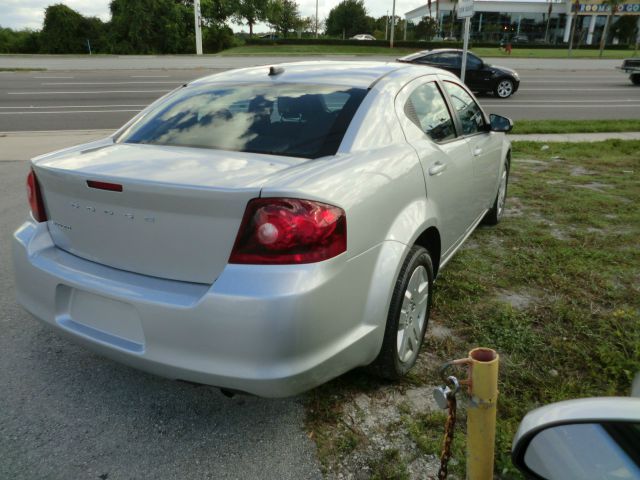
[404,0,640,45]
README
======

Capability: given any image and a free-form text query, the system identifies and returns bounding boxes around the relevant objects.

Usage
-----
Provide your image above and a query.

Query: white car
[350,34,376,41]
[13,61,512,397]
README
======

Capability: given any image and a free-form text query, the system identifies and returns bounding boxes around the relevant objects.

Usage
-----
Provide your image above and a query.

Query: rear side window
[118,83,367,159]
[404,82,456,143]
[443,81,485,135]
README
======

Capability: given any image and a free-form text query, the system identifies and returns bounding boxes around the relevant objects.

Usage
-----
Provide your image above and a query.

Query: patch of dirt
[517,158,549,173]
[570,166,597,177]
[572,182,613,193]
[496,289,539,310]
[326,384,444,480]
[428,322,457,341]
[549,228,569,240]
[504,196,524,218]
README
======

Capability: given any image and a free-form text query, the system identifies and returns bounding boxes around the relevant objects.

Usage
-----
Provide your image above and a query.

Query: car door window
[443,81,485,136]
[404,82,456,143]
[466,54,483,70]
[442,52,462,68]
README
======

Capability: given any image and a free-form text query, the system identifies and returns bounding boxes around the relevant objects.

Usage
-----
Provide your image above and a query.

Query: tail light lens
[26,168,48,222]
[229,198,347,265]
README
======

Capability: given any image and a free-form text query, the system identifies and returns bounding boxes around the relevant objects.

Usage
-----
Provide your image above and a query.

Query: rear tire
[494,78,515,98]
[483,160,509,226]
[631,74,640,85]
[370,246,434,380]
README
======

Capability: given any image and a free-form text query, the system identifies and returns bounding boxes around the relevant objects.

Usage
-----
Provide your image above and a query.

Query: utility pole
[315,0,319,38]
[194,0,203,55]
[385,10,389,40]
[390,0,396,47]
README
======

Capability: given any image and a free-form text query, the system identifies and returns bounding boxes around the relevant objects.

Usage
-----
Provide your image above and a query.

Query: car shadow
[1,313,322,479]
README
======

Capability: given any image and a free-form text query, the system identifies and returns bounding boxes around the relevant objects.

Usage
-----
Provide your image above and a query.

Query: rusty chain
[437,392,457,480]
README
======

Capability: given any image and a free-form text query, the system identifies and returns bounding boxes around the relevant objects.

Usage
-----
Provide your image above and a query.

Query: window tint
[443,81,485,135]
[421,52,460,68]
[439,52,462,68]
[119,83,367,159]
[466,54,483,70]
[404,82,456,143]
[420,53,443,65]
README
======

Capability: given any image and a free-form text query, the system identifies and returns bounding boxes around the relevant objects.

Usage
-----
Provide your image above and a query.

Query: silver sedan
[13,61,512,397]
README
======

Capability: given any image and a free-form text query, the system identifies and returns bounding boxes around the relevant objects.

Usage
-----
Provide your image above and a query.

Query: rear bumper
[13,221,394,397]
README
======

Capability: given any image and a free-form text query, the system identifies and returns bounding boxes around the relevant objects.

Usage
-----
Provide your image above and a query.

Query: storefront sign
[577,1,640,14]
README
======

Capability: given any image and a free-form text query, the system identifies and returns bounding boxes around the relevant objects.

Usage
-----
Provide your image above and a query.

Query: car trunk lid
[33,143,305,284]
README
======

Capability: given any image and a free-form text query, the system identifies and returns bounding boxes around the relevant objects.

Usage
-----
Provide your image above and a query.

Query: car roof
[189,61,444,89]
[398,49,477,62]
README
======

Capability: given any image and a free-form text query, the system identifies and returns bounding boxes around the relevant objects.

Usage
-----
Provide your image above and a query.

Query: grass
[218,44,420,56]
[0,67,47,72]
[471,47,637,59]
[369,449,410,480]
[511,119,640,135]
[306,139,640,478]
[219,44,639,58]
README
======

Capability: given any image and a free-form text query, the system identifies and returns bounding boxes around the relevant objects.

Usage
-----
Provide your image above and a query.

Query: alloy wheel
[396,265,429,364]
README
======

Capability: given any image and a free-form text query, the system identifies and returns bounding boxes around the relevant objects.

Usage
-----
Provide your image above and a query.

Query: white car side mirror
[511,397,640,479]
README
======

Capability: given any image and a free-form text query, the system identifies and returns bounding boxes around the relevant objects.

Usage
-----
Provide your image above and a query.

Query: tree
[233,0,268,37]
[40,4,106,53]
[108,0,194,53]
[325,0,369,38]
[599,0,622,56]
[415,16,438,41]
[0,27,40,53]
[447,0,458,38]
[610,15,639,45]
[266,0,302,38]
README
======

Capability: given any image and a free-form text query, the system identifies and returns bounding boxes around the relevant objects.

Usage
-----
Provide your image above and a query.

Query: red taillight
[229,198,347,265]
[87,180,123,192]
[26,169,47,222]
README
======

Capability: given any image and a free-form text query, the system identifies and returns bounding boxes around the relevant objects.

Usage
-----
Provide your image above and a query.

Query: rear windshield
[118,83,368,159]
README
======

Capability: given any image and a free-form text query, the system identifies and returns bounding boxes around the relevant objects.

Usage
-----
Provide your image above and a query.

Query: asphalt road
[1,58,639,132]
[0,162,322,479]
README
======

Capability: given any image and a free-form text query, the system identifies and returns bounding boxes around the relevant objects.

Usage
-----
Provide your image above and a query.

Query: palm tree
[599,0,622,57]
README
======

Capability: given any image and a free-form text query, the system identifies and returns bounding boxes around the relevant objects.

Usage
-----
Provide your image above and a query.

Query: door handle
[473,147,483,157]
[428,161,447,176]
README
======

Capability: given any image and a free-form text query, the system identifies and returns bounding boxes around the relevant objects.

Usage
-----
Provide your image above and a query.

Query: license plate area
[55,285,145,353]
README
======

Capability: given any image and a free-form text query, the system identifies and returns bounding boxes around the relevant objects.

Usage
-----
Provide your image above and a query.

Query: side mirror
[511,397,640,479]
[489,113,513,133]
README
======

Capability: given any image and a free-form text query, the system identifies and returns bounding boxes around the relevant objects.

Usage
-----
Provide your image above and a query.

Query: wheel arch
[414,226,442,278]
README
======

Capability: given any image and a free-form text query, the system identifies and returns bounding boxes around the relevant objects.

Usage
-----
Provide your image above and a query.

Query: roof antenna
[269,66,284,76]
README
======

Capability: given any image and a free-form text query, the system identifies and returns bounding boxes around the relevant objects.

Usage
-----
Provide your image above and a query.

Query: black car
[397,49,520,98]
[619,58,640,85]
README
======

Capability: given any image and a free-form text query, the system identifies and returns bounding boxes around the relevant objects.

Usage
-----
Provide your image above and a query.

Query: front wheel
[631,74,640,85]
[494,78,515,98]
[370,246,434,379]
[483,160,509,225]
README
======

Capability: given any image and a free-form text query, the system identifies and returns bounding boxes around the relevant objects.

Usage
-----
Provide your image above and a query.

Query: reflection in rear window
[118,83,368,159]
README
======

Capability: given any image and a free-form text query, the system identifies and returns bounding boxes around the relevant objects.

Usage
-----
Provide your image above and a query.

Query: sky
[0,0,427,32]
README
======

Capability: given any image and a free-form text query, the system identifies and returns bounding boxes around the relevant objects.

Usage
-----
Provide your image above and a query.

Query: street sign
[458,0,474,19]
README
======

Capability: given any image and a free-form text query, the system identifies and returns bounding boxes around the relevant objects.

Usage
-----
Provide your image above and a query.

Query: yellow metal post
[466,347,499,480]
